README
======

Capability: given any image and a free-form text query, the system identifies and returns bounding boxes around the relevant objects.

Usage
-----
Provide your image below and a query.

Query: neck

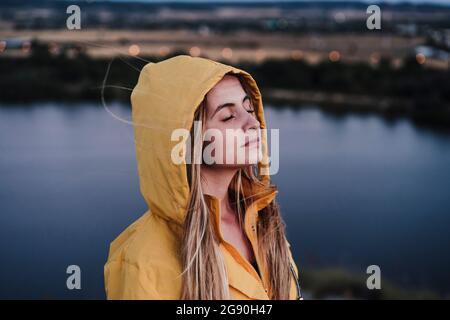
[201,165,238,213]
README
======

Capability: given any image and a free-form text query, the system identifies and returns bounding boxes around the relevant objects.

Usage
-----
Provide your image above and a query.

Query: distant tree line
[1,40,449,127]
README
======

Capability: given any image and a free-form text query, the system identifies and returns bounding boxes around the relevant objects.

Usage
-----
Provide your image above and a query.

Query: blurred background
[1,0,450,299]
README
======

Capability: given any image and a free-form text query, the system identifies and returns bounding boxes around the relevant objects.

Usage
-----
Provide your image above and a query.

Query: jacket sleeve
[104,259,162,300]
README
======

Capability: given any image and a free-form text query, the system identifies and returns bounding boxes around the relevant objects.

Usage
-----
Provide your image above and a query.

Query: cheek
[203,121,226,151]
[205,119,240,139]
[204,117,251,159]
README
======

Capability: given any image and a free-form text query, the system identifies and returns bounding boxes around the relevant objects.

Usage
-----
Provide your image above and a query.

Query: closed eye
[223,114,235,122]
[212,94,251,119]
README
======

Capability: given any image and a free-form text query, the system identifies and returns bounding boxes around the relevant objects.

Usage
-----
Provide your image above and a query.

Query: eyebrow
[211,95,251,119]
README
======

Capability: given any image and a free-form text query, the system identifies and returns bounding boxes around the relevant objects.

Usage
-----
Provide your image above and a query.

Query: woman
[104,55,302,300]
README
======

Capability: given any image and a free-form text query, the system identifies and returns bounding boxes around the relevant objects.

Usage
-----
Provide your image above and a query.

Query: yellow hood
[104,55,301,300]
[131,54,271,226]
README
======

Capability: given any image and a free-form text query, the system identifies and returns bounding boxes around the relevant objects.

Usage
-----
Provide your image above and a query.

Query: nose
[243,110,260,133]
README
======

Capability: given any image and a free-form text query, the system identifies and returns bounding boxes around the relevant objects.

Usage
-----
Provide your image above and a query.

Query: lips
[243,137,260,148]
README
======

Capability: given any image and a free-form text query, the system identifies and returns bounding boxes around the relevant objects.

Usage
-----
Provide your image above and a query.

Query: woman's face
[202,75,261,167]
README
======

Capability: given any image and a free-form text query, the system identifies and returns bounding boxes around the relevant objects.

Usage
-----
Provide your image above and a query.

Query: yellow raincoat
[104,55,301,300]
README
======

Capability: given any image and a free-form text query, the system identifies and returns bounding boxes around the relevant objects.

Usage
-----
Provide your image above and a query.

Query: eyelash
[222,109,255,122]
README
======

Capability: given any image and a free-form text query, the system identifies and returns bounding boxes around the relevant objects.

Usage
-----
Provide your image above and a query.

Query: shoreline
[262,88,450,129]
[2,88,450,132]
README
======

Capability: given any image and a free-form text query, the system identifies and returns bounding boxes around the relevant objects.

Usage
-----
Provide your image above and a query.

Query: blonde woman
[104,55,302,300]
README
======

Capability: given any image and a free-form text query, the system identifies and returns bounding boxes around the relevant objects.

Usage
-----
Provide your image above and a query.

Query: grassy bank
[300,267,442,299]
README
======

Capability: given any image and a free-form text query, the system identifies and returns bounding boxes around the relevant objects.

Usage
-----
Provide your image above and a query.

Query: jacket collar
[204,177,278,299]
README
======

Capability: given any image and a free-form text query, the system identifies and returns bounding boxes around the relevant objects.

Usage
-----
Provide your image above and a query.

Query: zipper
[243,201,271,294]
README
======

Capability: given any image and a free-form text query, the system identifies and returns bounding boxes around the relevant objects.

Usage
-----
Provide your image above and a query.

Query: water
[1,103,449,299]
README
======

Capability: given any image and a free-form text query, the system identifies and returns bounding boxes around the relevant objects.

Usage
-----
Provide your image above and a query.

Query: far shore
[263,88,450,129]
[1,42,450,129]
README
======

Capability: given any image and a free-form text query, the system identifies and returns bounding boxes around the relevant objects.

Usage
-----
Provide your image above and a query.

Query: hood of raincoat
[131,55,272,226]
[104,55,300,300]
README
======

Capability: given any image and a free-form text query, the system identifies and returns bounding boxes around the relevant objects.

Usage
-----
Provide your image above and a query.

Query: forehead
[206,75,245,102]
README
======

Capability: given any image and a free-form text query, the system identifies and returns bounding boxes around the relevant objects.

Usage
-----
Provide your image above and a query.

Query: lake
[1,102,449,299]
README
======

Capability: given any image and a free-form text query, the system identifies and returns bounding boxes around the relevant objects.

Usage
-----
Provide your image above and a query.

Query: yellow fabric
[104,55,300,300]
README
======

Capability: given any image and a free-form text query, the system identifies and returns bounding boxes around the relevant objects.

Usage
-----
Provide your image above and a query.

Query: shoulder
[104,211,183,299]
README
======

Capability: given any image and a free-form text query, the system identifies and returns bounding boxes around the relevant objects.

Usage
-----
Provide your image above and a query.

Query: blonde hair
[180,74,292,300]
